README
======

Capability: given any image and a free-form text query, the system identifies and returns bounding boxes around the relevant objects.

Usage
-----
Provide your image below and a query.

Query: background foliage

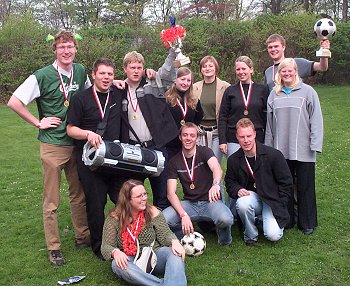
[0,12,349,102]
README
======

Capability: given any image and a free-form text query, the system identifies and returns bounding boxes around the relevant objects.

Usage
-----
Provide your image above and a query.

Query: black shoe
[302,228,314,235]
[48,250,65,266]
[75,240,90,249]
[245,239,257,246]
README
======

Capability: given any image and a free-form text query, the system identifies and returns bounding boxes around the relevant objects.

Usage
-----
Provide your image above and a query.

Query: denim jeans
[163,200,233,245]
[111,247,186,286]
[236,191,283,242]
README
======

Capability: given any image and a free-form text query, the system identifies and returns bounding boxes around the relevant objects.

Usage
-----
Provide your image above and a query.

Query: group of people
[7,29,328,285]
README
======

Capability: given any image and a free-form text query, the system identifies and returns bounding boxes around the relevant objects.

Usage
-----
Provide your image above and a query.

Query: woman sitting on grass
[101,179,187,286]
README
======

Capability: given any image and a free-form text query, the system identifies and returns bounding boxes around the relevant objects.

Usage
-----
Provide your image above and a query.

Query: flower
[160,25,187,48]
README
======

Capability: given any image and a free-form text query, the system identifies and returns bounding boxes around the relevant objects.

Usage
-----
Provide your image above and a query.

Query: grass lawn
[0,85,349,286]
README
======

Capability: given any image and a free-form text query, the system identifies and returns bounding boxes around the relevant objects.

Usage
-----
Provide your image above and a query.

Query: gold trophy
[314,18,336,58]
[161,16,191,67]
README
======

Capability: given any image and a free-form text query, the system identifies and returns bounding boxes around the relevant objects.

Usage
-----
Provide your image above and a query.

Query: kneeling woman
[101,179,187,286]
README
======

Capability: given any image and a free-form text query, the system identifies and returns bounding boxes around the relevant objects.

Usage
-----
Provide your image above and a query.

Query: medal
[182,147,197,191]
[128,87,139,119]
[92,86,110,119]
[55,61,73,108]
[245,155,256,191]
[240,81,253,117]
[176,98,188,126]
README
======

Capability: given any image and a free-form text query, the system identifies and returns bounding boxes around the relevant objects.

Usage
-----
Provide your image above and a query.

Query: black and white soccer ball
[314,18,336,39]
[180,231,206,256]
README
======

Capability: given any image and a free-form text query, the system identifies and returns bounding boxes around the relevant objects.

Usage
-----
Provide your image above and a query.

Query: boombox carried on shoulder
[82,140,165,177]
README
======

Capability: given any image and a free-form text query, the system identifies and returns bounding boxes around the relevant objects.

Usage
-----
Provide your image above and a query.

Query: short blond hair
[123,51,145,68]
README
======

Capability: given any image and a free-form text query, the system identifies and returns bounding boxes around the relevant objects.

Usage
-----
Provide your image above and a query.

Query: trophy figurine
[314,18,336,58]
[160,16,191,67]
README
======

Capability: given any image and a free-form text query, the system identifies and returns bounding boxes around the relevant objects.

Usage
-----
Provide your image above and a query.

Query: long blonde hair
[109,180,152,233]
[273,58,301,95]
[166,66,198,109]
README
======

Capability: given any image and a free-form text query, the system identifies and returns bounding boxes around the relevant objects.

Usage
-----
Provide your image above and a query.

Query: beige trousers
[40,142,90,250]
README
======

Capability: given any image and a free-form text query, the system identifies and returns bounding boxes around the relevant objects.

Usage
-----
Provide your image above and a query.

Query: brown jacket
[193,77,230,124]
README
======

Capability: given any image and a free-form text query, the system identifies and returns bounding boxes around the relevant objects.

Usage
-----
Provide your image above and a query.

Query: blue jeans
[163,200,233,245]
[236,191,284,242]
[111,247,186,286]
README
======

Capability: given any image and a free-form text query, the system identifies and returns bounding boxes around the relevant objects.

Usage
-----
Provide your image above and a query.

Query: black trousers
[75,148,127,256]
[287,160,317,230]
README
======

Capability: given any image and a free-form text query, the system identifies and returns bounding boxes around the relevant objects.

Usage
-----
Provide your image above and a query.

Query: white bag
[134,239,157,273]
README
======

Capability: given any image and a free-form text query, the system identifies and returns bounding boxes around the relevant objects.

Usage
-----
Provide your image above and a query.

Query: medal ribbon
[176,98,188,120]
[239,81,253,111]
[182,147,196,184]
[128,87,138,113]
[55,61,73,102]
[126,212,142,242]
[272,64,277,85]
[244,155,256,180]
[92,86,110,119]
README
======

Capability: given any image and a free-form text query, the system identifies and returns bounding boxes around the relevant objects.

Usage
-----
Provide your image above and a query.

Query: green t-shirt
[33,64,88,145]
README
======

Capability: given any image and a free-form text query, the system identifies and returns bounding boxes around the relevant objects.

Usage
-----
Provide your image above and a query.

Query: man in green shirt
[7,31,90,266]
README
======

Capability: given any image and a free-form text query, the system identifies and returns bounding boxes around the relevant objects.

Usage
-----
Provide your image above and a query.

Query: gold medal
[243,109,249,116]
[180,119,185,126]
[190,183,195,190]
[64,100,69,107]
[253,182,256,189]
[132,114,138,120]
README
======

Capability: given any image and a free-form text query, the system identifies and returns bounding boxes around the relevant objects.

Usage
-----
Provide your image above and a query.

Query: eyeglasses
[56,45,76,51]
[131,192,148,200]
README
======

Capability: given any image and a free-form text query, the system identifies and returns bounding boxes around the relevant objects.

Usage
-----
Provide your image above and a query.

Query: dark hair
[92,58,115,73]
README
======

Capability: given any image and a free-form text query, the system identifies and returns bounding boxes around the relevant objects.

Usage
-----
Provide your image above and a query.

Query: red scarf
[122,211,145,255]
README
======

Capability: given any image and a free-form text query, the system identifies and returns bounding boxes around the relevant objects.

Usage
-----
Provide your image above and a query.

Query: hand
[113,249,129,270]
[86,131,103,149]
[219,144,227,154]
[237,188,250,197]
[171,239,186,261]
[320,38,330,49]
[181,215,194,235]
[209,184,221,202]
[113,79,126,89]
[39,117,62,129]
[145,69,156,80]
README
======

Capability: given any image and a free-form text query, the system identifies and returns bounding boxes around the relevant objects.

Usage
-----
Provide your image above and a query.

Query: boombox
[82,140,165,177]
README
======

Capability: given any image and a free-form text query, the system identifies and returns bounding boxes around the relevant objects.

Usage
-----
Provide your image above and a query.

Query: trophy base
[316,48,331,58]
[173,57,191,67]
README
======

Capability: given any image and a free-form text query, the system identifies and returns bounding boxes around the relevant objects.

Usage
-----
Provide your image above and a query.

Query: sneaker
[245,239,257,246]
[48,250,65,266]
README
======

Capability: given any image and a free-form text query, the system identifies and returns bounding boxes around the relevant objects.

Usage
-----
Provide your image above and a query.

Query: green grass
[1,85,349,286]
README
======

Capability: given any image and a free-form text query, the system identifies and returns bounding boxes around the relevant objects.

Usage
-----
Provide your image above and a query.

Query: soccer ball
[180,232,206,256]
[314,18,336,39]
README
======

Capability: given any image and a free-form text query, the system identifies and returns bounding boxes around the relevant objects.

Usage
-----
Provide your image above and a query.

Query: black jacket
[218,82,269,144]
[124,79,178,149]
[225,142,292,228]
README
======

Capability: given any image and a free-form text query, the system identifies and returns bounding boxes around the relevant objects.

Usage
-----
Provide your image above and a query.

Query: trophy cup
[314,18,336,58]
[160,16,191,67]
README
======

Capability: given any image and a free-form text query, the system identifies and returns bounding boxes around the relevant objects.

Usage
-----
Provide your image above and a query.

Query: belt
[129,139,154,148]
[199,125,217,132]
